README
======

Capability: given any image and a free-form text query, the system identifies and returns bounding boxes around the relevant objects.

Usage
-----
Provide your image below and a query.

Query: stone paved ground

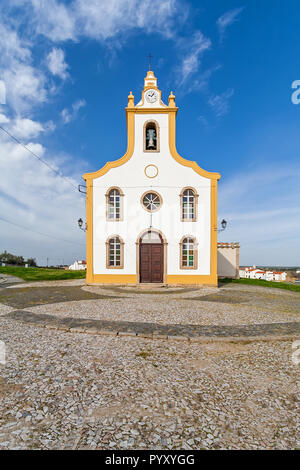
[4,310,300,339]
[0,286,120,309]
[4,282,298,326]
[0,282,299,449]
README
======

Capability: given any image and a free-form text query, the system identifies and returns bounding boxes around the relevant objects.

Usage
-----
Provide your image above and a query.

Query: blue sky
[0,0,299,266]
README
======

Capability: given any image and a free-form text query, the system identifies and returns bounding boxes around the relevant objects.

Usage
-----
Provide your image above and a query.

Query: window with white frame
[106,188,123,220]
[107,236,124,268]
[180,236,197,269]
[181,188,196,221]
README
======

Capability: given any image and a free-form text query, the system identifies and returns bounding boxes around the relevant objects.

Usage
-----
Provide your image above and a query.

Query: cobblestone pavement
[4,310,300,340]
[0,286,120,309]
[0,282,299,449]
[3,283,298,326]
[0,318,299,450]
[0,274,24,288]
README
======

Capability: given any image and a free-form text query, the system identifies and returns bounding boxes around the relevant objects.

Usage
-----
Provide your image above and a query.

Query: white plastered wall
[217,246,239,278]
[92,113,211,276]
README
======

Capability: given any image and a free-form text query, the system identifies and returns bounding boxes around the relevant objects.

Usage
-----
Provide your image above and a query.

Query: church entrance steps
[138,283,165,289]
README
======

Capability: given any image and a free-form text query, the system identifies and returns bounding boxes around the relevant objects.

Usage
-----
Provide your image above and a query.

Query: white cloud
[0,19,47,113]
[0,113,10,123]
[217,7,244,40]
[75,0,182,40]
[2,63,47,113]
[0,131,86,265]
[47,48,69,79]
[208,88,234,117]
[0,80,6,104]
[61,99,86,124]
[176,31,211,87]
[27,0,77,42]
[14,0,183,44]
[9,118,45,139]
[0,19,31,63]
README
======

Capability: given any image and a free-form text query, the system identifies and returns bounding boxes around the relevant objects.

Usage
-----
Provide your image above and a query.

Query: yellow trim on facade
[168,111,221,181]
[83,110,135,181]
[134,108,177,114]
[82,75,220,287]
[167,275,218,286]
[86,274,217,286]
[89,274,137,284]
[144,164,159,178]
[210,179,218,286]
[86,179,94,284]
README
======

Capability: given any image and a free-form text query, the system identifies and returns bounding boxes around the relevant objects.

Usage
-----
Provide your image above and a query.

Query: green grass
[220,277,300,292]
[0,266,86,282]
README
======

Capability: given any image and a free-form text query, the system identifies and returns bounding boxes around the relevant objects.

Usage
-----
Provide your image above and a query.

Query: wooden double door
[140,243,164,283]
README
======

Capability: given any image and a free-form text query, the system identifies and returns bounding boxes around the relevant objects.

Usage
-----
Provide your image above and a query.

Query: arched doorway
[138,230,165,283]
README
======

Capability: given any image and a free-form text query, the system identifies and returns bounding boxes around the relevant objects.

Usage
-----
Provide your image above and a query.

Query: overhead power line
[0,216,85,247]
[0,125,81,193]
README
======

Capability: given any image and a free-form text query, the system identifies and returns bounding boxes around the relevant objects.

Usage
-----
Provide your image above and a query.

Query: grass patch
[0,266,86,282]
[220,277,300,292]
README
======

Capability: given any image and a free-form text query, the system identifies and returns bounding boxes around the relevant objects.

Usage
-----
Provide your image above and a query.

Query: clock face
[145,89,158,103]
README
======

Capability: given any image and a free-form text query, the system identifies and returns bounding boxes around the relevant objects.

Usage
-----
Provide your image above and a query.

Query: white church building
[83,70,221,286]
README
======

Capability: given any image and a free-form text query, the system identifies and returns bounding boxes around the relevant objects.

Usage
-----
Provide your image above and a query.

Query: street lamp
[218,219,227,232]
[77,218,87,232]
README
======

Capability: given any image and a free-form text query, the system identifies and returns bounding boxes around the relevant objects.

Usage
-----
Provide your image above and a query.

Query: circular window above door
[141,191,162,212]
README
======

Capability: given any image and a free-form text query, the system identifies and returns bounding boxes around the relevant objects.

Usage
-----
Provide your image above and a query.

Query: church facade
[83,70,221,286]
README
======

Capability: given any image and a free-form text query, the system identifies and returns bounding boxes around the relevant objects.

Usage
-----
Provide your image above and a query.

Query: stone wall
[217,243,240,279]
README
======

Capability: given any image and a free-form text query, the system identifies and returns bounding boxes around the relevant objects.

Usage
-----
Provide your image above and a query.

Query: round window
[142,192,162,212]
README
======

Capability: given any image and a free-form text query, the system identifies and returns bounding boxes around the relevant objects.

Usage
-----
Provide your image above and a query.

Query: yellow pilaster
[85,178,94,283]
[210,179,218,286]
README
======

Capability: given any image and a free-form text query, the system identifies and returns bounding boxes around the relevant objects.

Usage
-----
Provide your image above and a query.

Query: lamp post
[77,218,87,232]
[217,219,227,233]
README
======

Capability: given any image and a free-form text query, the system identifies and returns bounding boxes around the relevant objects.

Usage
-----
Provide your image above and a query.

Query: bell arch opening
[143,120,160,152]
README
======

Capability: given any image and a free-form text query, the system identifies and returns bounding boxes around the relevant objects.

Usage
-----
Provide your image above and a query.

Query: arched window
[140,230,162,243]
[144,120,159,152]
[106,236,124,268]
[180,187,198,221]
[106,187,124,221]
[180,236,198,269]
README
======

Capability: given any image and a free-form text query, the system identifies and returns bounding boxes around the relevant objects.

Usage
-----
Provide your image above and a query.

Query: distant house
[265,271,274,281]
[239,266,287,282]
[69,260,87,271]
[240,267,260,279]
[273,271,287,282]
[254,271,266,280]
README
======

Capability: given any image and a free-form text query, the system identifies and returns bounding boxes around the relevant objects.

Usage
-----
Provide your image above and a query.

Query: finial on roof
[144,70,157,89]
[148,53,153,71]
[168,91,176,107]
[127,91,134,108]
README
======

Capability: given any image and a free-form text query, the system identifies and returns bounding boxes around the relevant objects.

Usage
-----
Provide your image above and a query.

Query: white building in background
[82,69,221,286]
[69,260,87,271]
[273,271,287,281]
[239,266,287,282]
[265,271,277,281]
